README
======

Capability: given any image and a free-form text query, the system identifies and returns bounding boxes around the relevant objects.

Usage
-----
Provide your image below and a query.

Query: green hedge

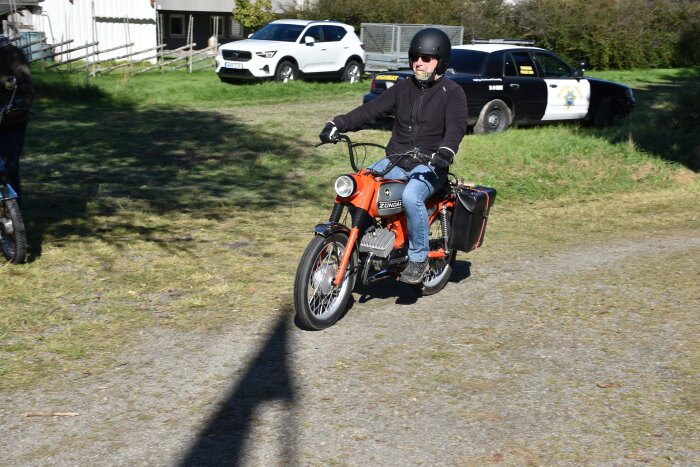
[284,0,700,70]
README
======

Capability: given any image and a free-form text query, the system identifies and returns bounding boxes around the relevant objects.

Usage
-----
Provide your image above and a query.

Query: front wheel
[593,96,613,128]
[294,233,357,330]
[275,60,298,83]
[0,198,27,264]
[415,209,455,296]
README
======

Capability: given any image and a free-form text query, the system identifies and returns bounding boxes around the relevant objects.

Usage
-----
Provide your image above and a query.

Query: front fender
[0,184,17,201]
[314,222,351,238]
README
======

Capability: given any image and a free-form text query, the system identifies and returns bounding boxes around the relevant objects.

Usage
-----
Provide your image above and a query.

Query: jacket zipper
[409,86,425,148]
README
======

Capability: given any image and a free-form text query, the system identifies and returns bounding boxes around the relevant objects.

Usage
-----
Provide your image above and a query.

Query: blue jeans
[369,158,447,262]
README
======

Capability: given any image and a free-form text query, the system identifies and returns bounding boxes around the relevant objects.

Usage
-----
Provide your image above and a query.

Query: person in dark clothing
[319,28,468,284]
[0,36,33,204]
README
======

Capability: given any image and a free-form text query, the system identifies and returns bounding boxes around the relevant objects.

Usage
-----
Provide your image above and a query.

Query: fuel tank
[375,181,406,216]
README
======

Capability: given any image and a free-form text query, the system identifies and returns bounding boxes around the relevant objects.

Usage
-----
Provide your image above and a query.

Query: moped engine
[358,226,395,258]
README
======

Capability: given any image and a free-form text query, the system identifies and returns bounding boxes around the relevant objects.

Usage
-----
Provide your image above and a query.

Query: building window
[230,18,243,37]
[210,16,224,37]
[169,14,185,37]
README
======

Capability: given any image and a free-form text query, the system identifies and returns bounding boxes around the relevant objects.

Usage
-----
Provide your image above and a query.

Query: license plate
[225,62,243,69]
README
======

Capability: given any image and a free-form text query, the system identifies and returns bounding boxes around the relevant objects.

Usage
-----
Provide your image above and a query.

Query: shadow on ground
[598,68,700,171]
[179,311,298,466]
[354,259,471,306]
[21,94,312,260]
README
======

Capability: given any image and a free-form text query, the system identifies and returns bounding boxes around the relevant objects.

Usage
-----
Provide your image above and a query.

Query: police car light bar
[471,38,536,46]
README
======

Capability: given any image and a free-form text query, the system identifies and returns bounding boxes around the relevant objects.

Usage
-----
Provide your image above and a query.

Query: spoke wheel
[294,233,357,330]
[0,198,27,264]
[414,209,455,296]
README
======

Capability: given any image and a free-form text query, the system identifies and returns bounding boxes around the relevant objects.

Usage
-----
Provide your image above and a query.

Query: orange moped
[293,134,495,330]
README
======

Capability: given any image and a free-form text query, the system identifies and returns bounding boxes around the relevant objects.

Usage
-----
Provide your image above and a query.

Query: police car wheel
[593,96,613,128]
[474,99,511,135]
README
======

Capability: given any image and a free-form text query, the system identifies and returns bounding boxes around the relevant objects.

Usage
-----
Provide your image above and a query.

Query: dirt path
[1,230,698,466]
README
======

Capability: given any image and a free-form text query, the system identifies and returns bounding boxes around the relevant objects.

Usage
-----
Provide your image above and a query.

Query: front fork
[331,203,366,286]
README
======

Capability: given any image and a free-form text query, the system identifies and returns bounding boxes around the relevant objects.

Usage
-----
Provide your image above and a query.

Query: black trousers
[0,120,28,201]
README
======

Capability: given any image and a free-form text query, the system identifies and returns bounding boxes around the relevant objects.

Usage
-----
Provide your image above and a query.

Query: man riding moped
[319,28,468,284]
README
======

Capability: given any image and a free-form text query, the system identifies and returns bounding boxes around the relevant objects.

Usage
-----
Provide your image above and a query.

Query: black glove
[429,148,454,168]
[319,121,339,144]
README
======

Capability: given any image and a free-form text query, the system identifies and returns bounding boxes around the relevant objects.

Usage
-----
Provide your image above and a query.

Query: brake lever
[315,135,344,148]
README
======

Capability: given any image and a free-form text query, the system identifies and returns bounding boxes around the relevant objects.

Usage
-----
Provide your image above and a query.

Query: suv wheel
[341,60,362,83]
[275,60,298,83]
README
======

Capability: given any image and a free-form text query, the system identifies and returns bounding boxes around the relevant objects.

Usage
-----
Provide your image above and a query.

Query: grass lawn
[0,66,697,390]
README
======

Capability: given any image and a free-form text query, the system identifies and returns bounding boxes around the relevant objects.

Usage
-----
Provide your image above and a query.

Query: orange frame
[330,170,456,286]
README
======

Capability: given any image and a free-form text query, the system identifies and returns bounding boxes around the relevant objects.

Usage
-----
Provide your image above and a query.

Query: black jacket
[0,40,33,127]
[333,75,468,171]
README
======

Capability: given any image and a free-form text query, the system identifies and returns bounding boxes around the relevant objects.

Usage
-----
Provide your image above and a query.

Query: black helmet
[408,28,452,75]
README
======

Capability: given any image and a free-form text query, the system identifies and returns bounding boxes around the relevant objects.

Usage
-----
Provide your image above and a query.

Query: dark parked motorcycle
[0,76,27,264]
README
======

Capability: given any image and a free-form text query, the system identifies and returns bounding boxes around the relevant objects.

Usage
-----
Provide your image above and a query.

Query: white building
[34,0,158,61]
[1,0,303,62]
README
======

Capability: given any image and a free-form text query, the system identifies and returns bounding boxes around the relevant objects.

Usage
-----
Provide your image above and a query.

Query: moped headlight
[334,175,355,198]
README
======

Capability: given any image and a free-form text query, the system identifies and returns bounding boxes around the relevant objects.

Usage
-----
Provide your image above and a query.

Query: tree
[233,0,276,32]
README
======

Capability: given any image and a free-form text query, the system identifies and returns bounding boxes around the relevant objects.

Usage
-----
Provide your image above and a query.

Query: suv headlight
[334,175,355,198]
[255,51,277,58]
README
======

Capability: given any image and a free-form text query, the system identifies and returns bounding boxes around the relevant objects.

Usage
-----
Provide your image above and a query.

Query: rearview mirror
[304,36,315,45]
[574,59,589,78]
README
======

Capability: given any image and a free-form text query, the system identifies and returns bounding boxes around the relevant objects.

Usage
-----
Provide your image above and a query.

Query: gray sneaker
[400,260,429,284]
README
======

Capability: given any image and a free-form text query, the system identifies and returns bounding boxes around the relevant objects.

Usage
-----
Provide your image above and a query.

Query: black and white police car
[364,41,635,134]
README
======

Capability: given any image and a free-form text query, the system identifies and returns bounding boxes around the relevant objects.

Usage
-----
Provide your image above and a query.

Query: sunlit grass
[32,66,369,109]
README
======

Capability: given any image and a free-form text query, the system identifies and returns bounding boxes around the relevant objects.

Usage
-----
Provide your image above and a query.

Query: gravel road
[1,230,698,466]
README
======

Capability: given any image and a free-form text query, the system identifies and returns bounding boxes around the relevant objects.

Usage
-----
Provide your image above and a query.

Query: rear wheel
[341,60,362,83]
[0,199,27,264]
[474,99,511,135]
[294,233,357,330]
[414,210,456,296]
[275,60,298,82]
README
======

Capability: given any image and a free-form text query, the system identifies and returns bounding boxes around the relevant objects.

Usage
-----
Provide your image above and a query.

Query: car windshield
[249,23,305,42]
[447,49,488,74]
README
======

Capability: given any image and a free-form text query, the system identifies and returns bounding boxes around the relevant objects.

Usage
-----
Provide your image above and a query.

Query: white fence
[13,11,216,77]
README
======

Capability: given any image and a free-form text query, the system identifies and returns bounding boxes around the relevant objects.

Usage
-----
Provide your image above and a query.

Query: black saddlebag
[448,186,497,252]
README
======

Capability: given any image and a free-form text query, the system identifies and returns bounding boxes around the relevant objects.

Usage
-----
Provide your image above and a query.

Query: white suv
[215,19,366,83]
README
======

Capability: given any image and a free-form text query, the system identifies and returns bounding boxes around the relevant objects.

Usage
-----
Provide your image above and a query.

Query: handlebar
[316,133,429,177]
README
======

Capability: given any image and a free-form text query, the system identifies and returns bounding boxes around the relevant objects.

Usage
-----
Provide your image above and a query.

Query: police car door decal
[542,78,590,121]
[535,52,590,121]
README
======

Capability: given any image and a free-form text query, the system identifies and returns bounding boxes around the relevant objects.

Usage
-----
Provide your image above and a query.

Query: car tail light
[370,75,378,91]
[360,43,366,50]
